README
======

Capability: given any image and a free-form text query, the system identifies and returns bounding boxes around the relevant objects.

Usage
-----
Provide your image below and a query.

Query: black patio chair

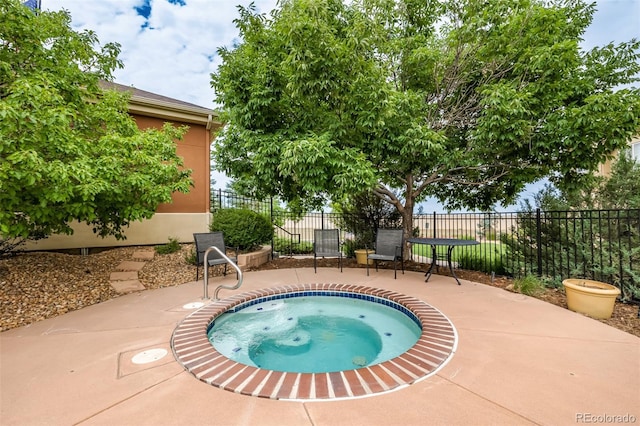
[193,232,238,281]
[366,229,404,279]
[313,229,343,273]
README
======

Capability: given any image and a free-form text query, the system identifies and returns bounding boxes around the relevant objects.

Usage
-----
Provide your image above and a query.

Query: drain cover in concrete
[183,302,206,309]
[131,348,168,364]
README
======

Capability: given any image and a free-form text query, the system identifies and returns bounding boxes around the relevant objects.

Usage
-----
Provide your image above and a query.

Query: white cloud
[44,0,279,108]
[43,0,638,109]
[42,0,638,203]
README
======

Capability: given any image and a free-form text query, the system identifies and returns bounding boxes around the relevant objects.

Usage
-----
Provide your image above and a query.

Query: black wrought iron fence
[503,209,639,301]
[410,212,518,277]
[271,211,345,257]
[211,190,639,301]
[210,189,272,217]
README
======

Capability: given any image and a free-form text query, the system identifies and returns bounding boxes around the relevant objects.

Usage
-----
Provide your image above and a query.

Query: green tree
[332,190,402,248]
[504,155,640,300]
[598,152,640,209]
[0,1,193,250]
[211,0,640,259]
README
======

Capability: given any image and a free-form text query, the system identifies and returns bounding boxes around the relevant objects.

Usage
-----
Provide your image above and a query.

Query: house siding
[21,85,220,251]
[133,114,212,214]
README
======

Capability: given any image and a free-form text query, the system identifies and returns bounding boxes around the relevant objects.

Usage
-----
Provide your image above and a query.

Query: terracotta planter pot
[354,249,374,265]
[562,279,620,319]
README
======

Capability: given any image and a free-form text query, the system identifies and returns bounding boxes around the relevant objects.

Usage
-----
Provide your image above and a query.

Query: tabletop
[408,238,479,247]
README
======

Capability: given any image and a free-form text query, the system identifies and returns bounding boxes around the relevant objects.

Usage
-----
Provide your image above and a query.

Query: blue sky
[44,0,280,108]
[42,0,639,211]
[43,0,639,109]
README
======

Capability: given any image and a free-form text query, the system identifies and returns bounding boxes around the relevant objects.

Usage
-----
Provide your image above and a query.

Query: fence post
[536,208,542,277]
[433,211,437,238]
[270,197,274,259]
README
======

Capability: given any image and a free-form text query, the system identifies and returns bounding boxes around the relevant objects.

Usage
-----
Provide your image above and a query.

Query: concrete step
[132,250,155,260]
[114,261,147,272]
[110,279,145,293]
[109,271,139,281]
[109,250,153,294]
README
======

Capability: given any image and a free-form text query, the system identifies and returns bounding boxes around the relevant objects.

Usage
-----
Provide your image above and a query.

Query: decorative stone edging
[171,283,457,400]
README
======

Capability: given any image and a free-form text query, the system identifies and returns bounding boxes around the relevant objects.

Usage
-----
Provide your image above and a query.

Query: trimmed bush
[211,208,273,251]
[457,251,506,275]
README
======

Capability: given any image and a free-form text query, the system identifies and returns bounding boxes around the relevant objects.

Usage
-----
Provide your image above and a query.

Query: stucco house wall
[23,82,221,251]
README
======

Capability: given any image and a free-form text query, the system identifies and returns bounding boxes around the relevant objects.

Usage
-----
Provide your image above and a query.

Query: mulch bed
[1,246,639,338]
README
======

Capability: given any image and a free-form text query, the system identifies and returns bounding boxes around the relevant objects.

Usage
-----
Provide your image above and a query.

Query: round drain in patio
[183,301,206,310]
[131,348,168,364]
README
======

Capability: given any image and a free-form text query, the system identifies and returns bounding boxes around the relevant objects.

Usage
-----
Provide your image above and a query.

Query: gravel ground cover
[0,245,196,331]
[1,244,638,337]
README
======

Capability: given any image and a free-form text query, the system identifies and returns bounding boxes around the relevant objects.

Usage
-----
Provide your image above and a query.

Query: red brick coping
[171,283,457,400]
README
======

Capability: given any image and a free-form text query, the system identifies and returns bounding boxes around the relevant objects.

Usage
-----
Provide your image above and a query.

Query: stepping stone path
[109,250,155,293]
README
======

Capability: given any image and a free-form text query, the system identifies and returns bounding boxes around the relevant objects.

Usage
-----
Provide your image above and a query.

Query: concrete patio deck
[1,267,638,426]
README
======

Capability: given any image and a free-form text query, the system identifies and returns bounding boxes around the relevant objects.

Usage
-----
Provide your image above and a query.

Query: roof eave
[128,95,222,129]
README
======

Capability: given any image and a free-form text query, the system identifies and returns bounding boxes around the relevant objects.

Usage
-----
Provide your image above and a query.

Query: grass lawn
[411,241,505,262]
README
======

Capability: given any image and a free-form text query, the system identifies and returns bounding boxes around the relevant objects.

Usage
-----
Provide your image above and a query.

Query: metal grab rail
[273,224,301,258]
[203,246,243,300]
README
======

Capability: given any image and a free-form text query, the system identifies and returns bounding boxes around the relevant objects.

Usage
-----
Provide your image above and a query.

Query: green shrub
[457,252,506,275]
[342,239,357,258]
[512,275,545,296]
[185,247,197,265]
[332,190,400,248]
[155,237,181,255]
[273,236,313,254]
[484,230,498,241]
[499,232,515,245]
[295,241,314,254]
[272,236,289,253]
[211,208,273,251]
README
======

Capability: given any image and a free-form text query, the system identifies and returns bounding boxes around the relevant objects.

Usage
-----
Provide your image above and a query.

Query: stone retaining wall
[237,245,271,269]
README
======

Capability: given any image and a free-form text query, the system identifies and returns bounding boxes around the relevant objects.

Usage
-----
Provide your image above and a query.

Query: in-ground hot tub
[171,283,457,400]
[208,290,422,373]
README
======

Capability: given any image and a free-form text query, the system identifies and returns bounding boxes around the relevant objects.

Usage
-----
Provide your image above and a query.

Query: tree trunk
[401,199,414,261]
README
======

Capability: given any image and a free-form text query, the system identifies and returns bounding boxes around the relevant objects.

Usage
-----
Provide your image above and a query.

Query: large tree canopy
[211,0,640,250]
[0,1,193,246]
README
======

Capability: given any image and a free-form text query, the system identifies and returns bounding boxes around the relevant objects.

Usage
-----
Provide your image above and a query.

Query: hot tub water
[208,295,421,373]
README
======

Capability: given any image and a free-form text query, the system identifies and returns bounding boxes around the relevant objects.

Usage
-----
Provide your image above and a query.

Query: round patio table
[408,238,479,285]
